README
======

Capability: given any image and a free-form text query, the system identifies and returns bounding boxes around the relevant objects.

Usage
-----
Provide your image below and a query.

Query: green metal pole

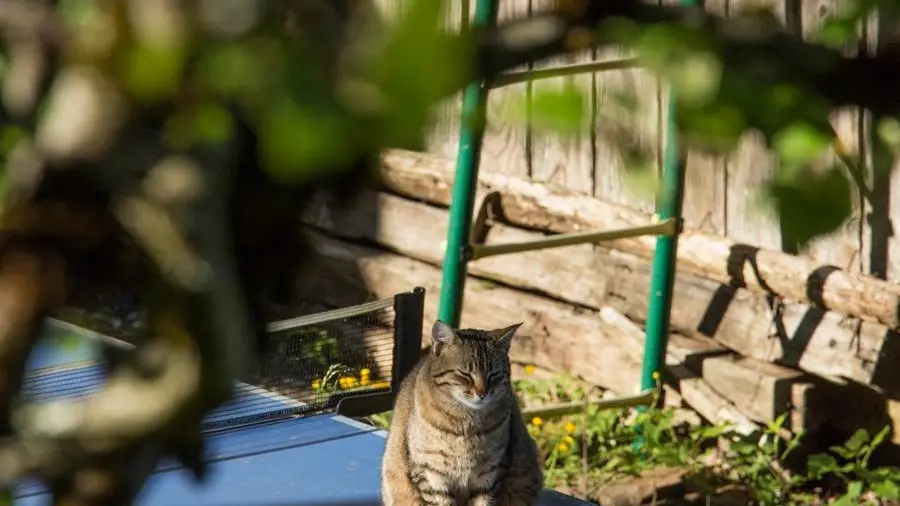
[437,0,499,328]
[638,99,686,395]
[638,3,693,397]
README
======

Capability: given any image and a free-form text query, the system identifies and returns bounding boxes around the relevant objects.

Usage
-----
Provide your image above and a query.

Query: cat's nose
[472,378,486,398]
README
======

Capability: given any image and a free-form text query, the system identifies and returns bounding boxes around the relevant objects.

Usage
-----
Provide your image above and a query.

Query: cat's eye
[455,371,474,385]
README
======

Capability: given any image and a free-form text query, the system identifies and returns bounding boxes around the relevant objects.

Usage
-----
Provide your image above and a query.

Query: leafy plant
[805,426,900,505]
[512,372,900,505]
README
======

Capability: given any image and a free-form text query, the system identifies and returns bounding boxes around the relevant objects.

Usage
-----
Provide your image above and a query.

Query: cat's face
[427,320,522,411]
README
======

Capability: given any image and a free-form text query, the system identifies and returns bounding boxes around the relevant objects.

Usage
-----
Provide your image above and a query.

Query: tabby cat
[380,320,543,506]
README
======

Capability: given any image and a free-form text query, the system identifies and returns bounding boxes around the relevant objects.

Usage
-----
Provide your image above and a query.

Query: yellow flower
[360,368,371,386]
[557,442,570,453]
[530,416,543,427]
[563,435,575,445]
[311,378,321,390]
[652,371,660,380]
[564,421,576,434]
[339,376,359,389]
[524,365,536,376]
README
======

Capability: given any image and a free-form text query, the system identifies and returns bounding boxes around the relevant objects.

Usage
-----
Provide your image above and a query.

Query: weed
[515,372,900,505]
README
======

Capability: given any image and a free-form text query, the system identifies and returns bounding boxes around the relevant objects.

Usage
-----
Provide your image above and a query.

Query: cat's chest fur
[408,404,510,489]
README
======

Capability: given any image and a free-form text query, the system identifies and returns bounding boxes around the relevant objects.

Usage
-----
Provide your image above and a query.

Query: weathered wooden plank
[681,152,728,235]
[870,11,900,283]
[378,149,900,332]
[593,47,658,212]
[798,0,866,271]
[665,0,728,235]
[722,0,784,251]
[424,0,466,159]
[698,355,812,430]
[479,0,531,179]
[528,0,594,194]
[303,189,900,389]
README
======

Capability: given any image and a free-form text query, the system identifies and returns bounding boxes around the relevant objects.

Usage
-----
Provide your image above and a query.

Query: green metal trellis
[437,0,690,411]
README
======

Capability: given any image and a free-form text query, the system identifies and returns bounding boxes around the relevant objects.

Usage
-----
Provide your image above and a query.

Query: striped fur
[381,320,543,506]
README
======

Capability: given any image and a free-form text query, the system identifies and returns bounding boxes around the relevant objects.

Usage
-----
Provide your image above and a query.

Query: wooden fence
[369,0,898,282]
[307,0,900,441]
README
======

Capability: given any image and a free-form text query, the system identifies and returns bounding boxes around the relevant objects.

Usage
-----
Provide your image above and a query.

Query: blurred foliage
[3,0,900,252]
[1,0,472,188]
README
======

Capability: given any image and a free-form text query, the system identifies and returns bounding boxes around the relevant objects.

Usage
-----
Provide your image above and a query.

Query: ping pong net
[222,286,425,430]
[22,287,425,434]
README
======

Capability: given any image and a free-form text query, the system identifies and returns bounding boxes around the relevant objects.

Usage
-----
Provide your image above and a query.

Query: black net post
[391,287,425,393]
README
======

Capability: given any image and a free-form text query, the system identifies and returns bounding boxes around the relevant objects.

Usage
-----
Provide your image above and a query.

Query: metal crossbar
[490,58,640,88]
[469,219,677,260]
[521,390,657,419]
[436,0,688,414]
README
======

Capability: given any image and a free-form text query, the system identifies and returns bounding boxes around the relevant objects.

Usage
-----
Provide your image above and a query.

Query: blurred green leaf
[198,42,271,101]
[765,165,852,250]
[679,102,745,153]
[193,103,235,144]
[120,43,187,103]
[773,122,831,169]
[876,117,900,148]
[673,52,722,107]
[57,0,100,26]
[0,126,27,155]
[622,160,659,200]
[258,94,354,183]
[371,0,467,149]
[529,87,587,137]
[817,16,861,49]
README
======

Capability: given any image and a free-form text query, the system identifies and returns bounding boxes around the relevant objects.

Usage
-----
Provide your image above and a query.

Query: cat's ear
[491,322,522,351]
[432,320,458,349]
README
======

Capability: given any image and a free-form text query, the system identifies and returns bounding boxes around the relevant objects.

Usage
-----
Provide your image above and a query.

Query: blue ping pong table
[14,324,591,506]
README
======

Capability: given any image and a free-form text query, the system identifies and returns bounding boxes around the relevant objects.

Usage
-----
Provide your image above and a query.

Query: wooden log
[303,189,900,391]
[377,148,900,331]
[297,230,764,431]
[300,231,900,439]
[298,230,643,395]
[697,355,813,433]
[597,308,759,435]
